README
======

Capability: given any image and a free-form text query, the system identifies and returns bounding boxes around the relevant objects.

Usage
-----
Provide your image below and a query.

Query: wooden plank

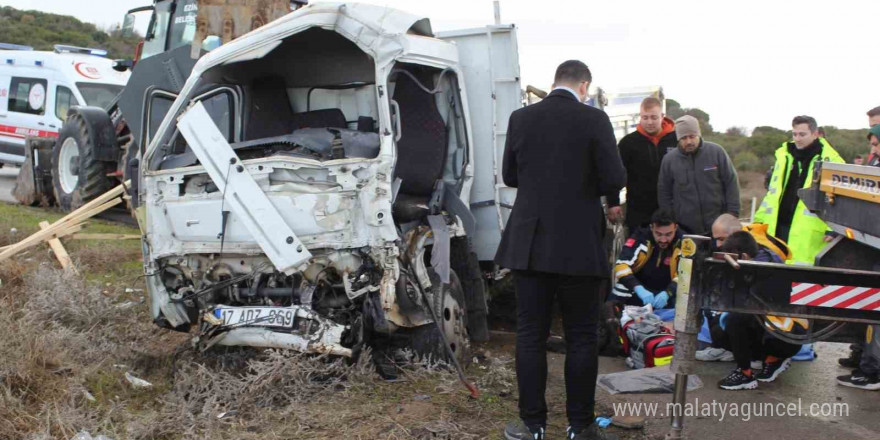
[0,181,128,263]
[71,234,140,241]
[0,223,84,252]
[65,199,121,225]
[39,221,77,274]
[46,181,128,229]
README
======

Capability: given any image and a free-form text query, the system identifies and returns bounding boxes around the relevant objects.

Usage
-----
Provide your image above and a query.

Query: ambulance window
[55,86,77,121]
[8,77,47,116]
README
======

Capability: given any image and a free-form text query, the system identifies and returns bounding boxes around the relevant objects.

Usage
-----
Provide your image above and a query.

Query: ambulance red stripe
[0,123,58,138]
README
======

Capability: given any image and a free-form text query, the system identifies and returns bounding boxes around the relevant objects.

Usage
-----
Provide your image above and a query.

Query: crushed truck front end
[137,3,485,361]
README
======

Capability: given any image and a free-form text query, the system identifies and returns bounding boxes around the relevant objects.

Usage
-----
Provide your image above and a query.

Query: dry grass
[0,261,521,440]
[0,202,529,440]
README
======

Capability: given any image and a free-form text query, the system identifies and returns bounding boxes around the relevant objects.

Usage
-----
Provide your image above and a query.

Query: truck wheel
[51,113,114,211]
[120,140,139,214]
[450,239,490,341]
[406,270,470,364]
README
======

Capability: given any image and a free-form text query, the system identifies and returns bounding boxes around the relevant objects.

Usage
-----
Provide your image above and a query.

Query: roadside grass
[0,202,526,440]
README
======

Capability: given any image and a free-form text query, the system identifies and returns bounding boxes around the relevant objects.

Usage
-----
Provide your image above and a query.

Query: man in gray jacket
[658,115,740,235]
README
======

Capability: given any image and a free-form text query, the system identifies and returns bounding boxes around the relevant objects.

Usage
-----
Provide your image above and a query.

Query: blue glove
[719,312,730,331]
[653,291,670,309]
[634,285,654,306]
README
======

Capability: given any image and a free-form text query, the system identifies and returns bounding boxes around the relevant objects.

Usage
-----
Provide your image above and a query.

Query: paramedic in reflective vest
[715,231,806,391]
[611,209,681,310]
[754,115,844,264]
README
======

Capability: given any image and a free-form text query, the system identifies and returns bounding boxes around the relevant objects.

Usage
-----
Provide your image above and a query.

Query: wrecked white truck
[132,3,524,363]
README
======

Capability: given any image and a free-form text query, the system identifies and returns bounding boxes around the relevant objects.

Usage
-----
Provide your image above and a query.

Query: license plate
[214,307,295,328]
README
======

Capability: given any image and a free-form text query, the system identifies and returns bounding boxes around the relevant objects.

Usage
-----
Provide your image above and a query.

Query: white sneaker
[696,347,735,362]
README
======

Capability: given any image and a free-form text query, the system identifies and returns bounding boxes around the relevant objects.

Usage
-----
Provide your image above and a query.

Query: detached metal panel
[437,25,522,262]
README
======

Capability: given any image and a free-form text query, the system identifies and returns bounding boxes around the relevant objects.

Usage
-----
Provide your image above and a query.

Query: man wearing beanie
[606,97,677,231]
[657,115,740,235]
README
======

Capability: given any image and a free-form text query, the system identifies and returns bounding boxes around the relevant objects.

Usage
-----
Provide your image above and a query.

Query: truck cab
[135,2,530,361]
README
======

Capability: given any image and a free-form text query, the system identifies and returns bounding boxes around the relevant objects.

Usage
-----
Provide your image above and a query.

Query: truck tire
[51,112,115,211]
[450,239,490,341]
[406,269,470,365]
[120,139,139,214]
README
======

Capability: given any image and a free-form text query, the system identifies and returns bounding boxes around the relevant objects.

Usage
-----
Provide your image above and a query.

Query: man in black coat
[496,60,625,440]
[606,97,677,231]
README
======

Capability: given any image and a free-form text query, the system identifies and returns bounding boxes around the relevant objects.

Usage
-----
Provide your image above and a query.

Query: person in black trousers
[496,60,625,440]
[715,231,803,391]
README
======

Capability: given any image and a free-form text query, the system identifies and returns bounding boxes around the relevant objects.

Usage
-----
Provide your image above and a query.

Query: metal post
[750,196,757,223]
[666,235,711,440]
[493,1,501,25]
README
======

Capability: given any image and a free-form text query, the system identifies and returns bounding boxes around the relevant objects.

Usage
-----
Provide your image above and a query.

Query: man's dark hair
[554,60,592,86]
[867,106,880,118]
[792,115,818,132]
[650,209,676,227]
[720,230,759,258]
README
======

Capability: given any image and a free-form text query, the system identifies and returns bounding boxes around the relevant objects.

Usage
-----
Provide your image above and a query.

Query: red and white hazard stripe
[790,282,880,310]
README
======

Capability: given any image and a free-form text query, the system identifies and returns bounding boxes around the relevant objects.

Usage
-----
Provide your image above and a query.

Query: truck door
[51,83,78,127]
[435,25,522,262]
[1,76,51,163]
[0,74,9,118]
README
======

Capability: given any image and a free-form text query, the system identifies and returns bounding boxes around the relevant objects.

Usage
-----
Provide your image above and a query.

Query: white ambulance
[0,44,130,166]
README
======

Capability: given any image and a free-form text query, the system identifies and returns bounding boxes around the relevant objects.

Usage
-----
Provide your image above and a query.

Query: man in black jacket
[606,97,677,231]
[496,60,625,440]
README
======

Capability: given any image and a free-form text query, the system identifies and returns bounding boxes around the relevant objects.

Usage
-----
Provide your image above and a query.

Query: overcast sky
[4,0,878,131]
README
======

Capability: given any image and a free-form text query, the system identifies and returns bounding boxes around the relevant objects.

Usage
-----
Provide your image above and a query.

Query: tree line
[0,6,140,60]
[667,99,871,172]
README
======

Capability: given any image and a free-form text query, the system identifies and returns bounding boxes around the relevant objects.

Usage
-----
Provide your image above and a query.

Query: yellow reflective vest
[754,138,844,265]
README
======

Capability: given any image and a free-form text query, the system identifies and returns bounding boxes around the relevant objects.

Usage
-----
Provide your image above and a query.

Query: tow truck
[666,160,880,439]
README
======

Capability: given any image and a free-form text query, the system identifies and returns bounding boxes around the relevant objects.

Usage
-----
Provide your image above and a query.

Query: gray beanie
[675,115,701,139]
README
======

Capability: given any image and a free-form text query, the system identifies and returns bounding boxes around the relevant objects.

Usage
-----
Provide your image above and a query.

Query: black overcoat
[494,89,626,277]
